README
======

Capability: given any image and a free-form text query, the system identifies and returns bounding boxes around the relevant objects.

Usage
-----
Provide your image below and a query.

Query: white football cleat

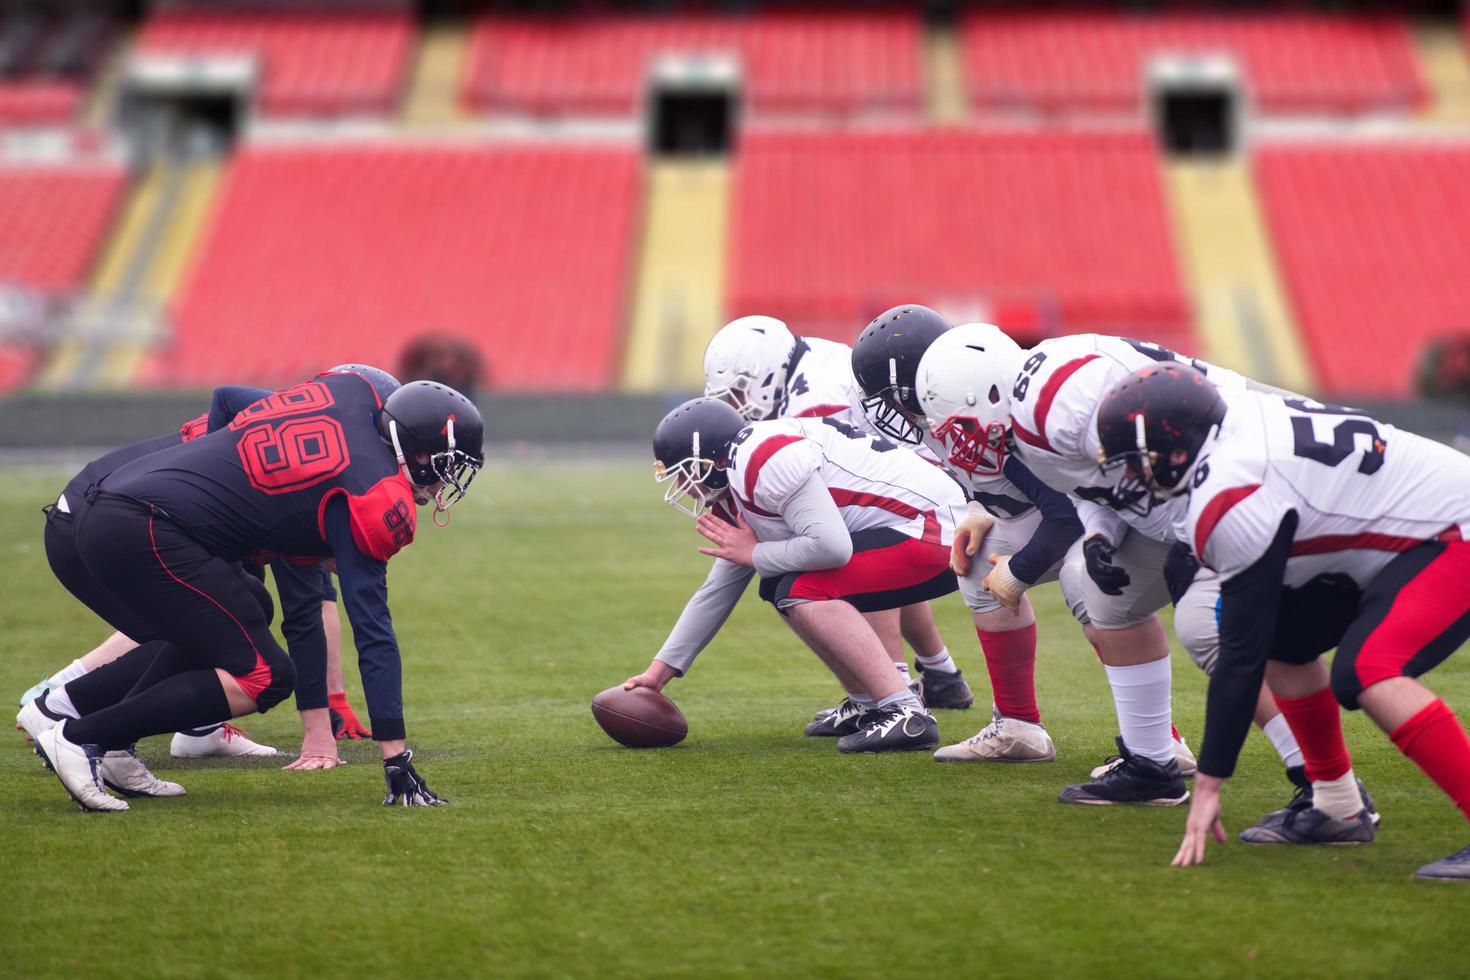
[16,697,59,745]
[35,725,128,812]
[18,676,54,708]
[171,723,278,758]
[933,708,1056,763]
[1090,733,1199,779]
[100,747,186,798]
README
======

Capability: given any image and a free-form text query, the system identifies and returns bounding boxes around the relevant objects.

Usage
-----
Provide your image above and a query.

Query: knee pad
[1329,654,1363,711]
[1172,601,1219,675]
[1057,556,1091,625]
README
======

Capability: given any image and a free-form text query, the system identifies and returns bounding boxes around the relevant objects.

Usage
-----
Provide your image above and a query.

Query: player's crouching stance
[1095,365,1470,878]
[628,398,969,752]
[30,375,481,811]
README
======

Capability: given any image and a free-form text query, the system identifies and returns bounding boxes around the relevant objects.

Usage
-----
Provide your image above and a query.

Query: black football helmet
[1096,362,1225,510]
[378,381,485,514]
[851,304,953,444]
[653,397,746,519]
[328,363,401,404]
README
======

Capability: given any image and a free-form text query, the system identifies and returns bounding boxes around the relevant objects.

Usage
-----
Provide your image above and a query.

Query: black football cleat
[916,665,974,710]
[804,698,870,738]
[1239,805,1375,846]
[1416,843,1470,881]
[836,705,939,754]
[1243,766,1381,838]
[1058,737,1189,806]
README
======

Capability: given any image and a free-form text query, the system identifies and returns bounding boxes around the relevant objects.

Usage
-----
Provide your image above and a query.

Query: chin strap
[387,419,414,486]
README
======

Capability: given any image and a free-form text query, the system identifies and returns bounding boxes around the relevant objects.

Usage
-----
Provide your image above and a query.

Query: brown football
[591,685,688,748]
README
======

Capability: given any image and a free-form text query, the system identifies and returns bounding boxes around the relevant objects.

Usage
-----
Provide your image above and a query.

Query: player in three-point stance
[701,314,972,717]
[627,397,969,753]
[26,372,482,811]
[1096,363,1470,878]
[854,310,1084,763]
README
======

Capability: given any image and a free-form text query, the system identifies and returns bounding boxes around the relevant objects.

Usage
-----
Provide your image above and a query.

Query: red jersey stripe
[1010,354,1100,455]
[828,488,941,545]
[792,404,850,418]
[741,434,806,507]
[1195,483,1261,557]
[1291,531,1436,556]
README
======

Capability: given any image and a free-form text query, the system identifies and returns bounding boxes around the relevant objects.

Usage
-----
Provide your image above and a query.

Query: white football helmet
[915,323,1025,477]
[703,315,797,422]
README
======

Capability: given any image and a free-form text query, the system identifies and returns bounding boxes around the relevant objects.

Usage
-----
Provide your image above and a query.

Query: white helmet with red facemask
[915,323,1024,478]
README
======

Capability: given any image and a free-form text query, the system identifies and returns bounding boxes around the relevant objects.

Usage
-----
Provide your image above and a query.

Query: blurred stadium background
[1,0,1470,446]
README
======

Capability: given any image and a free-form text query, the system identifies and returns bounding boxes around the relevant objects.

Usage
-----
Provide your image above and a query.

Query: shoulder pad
[321,475,418,561]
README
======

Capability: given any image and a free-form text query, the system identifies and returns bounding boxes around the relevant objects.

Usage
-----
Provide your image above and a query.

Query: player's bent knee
[1329,654,1364,711]
[253,654,296,713]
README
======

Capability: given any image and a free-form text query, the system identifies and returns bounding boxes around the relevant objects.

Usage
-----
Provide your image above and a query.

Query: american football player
[702,315,970,714]
[627,397,970,753]
[25,374,480,811]
[1096,364,1469,878]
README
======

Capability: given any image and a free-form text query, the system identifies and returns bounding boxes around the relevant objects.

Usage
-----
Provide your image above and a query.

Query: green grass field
[2,455,1468,979]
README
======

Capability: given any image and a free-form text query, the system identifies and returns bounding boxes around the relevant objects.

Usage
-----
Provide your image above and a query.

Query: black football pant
[51,493,294,749]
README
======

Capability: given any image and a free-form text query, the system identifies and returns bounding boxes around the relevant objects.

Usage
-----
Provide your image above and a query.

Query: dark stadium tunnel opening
[650,88,736,158]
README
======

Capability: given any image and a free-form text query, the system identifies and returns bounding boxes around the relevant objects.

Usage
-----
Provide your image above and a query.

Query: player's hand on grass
[982,554,1025,613]
[696,510,757,567]
[285,708,346,771]
[950,510,994,576]
[623,659,675,693]
[329,692,372,740]
[1083,535,1130,596]
[383,748,446,807]
[1171,775,1227,867]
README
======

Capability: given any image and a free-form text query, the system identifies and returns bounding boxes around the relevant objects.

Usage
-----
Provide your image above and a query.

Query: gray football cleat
[100,747,187,798]
[35,725,128,812]
[915,665,974,710]
[1416,844,1470,881]
[836,704,939,754]
[1238,805,1375,846]
[804,698,870,737]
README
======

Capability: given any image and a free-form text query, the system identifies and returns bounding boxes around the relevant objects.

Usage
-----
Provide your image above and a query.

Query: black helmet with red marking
[1096,362,1225,501]
[379,381,484,512]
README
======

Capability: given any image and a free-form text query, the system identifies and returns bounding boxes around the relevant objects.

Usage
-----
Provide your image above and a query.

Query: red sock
[1390,699,1470,823]
[1274,687,1352,782]
[976,624,1039,724]
[1171,723,1182,743]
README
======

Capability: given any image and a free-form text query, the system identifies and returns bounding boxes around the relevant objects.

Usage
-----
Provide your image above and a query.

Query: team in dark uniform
[27,369,483,811]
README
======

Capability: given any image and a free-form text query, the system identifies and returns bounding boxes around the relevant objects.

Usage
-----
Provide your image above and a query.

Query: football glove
[1083,535,1130,596]
[382,749,446,807]
[329,692,372,740]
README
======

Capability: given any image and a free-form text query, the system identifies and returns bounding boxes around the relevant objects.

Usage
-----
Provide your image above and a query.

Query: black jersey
[103,372,416,564]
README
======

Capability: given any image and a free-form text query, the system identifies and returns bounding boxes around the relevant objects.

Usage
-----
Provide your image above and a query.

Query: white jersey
[726,417,966,548]
[781,336,869,429]
[916,428,1037,520]
[1180,389,1470,587]
[1009,334,1247,542]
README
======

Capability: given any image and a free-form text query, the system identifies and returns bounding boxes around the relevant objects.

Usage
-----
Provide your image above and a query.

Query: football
[591,685,688,748]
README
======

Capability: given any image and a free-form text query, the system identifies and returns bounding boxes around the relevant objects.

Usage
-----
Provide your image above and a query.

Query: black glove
[382,749,446,807]
[1162,541,1202,606]
[1083,536,1130,596]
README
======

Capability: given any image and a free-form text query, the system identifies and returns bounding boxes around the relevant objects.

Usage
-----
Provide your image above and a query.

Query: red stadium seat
[133,11,413,116]
[462,12,921,116]
[961,12,1426,115]
[161,143,642,390]
[1255,143,1470,397]
[728,128,1191,348]
[0,163,125,293]
[0,80,83,125]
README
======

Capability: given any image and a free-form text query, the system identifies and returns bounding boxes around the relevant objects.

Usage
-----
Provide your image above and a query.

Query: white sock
[849,692,876,709]
[46,686,80,720]
[893,661,911,681]
[47,659,88,687]
[1312,771,1362,819]
[1262,714,1304,769]
[915,648,958,674]
[876,687,924,711]
[1105,659,1175,766]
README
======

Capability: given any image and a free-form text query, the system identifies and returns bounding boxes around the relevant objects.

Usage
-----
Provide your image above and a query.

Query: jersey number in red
[237,416,350,494]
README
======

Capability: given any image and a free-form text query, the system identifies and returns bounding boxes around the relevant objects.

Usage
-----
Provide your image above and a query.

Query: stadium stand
[0,163,127,293]
[461,12,921,116]
[960,11,1427,114]
[0,4,118,125]
[131,10,414,116]
[1255,142,1470,398]
[158,143,641,390]
[728,128,1191,348]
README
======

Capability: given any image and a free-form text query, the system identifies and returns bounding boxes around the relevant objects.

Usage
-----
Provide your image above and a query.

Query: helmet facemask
[931,415,1008,476]
[862,357,925,445]
[653,429,730,519]
[1096,413,1200,516]
[705,371,772,423]
[388,416,483,515]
